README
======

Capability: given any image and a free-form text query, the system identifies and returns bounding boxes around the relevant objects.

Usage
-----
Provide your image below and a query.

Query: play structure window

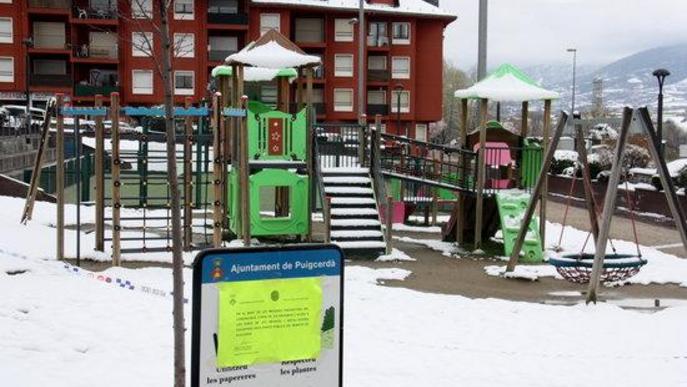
[392,57,411,79]
[334,89,354,112]
[392,22,411,45]
[391,90,410,113]
[173,33,195,58]
[260,186,291,219]
[260,13,280,34]
[0,57,13,83]
[174,0,194,20]
[335,19,354,42]
[132,70,153,95]
[334,54,354,77]
[174,71,194,95]
[132,32,153,57]
[132,0,152,18]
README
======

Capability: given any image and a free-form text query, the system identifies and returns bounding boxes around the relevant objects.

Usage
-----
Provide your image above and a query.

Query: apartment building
[0,0,455,137]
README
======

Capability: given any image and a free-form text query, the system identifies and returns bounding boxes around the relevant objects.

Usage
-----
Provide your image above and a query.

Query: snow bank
[376,248,416,262]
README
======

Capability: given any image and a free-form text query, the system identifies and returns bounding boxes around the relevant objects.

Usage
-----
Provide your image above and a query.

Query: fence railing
[315,123,365,169]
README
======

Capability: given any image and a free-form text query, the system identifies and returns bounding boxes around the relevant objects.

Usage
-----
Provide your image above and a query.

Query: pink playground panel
[473,142,515,189]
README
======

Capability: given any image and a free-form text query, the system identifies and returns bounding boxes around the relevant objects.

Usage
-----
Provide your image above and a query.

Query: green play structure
[495,192,543,263]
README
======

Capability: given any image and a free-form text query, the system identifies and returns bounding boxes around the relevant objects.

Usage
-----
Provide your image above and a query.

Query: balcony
[28,0,71,11]
[74,44,118,62]
[367,104,389,116]
[72,6,118,25]
[367,35,390,48]
[208,50,236,62]
[208,12,248,25]
[30,74,72,88]
[368,69,390,82]
[74,84,118,97]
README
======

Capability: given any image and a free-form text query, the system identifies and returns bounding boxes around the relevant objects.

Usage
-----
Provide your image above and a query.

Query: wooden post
[183,97,193,250]
[385,196,393,255]
[540,99,551,245]
[94,95,105,251]
[506,112,569,272]
[575,122,600,241]
[296,68,304,110]
[431,161,438,226]
[474,98,488,251]
[520,101,529,138]
[56,95,65,260]
[238,67,250,246]
[21,98,55,224]
[586,108,633,303]
[305,66,314,241]
[223,73,233,229]
[211,92,223,247]
[110,92,121,266]
[456,98,468,245]
[459,98,468,147]
[278,76,290,112]
[324,196,331,244]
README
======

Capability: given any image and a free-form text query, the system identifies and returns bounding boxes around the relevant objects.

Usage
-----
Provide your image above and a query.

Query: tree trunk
[158,1,186,386]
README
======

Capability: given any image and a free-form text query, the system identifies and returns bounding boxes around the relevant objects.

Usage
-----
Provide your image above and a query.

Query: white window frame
[0,57,13,82]
[174,0,194,20]
[333,88,354,112]
[132,32,153,57]
[174,70,194,95]
[392,56,411,79]
[334,18,354,42]
[334,54,353,77]
[260,13,280,35]
[0,0,12,3]
[390,90,410,113]
[173,33,194,58]
[415,123,428,142]
[392,22,411,45]
[132,0,152,19]
[132,69,153,95]
[0,18,12,44]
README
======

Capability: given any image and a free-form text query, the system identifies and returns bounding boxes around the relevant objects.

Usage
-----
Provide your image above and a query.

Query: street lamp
[394,84,404,137]
[566,48,577,134]
[653,68,671,160]
[22,37,33,136]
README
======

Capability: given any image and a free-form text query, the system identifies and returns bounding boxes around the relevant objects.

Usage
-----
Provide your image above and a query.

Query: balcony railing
[74,84,118,97]
[29,0,71,9]
[30,74,72,87]
[368,69,389,82]
[208,49,236,62]
[74,44,118,59]
[73,6,117,19]
[367,104,389,116]
[367,35,390,48]
[32,38,69,50]
[290,103,325,115]
[207,12,248,25]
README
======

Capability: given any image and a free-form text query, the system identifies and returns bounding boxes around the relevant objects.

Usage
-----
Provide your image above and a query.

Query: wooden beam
[474,98,488,251]
[212,92,223,248]
[539,99,551,245]
[237,66,251,246]
[586,107,633,303]
[575,122,600,241]
[110,92,121,266]
[386,196,393,255]
[505,112,569,272]
[521,101,529,138]
[56,94,65,261]
[459,98,468,147]
[94,95,105,251]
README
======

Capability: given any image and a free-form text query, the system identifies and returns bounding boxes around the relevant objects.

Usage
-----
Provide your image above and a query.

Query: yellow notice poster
[217,278,323,367]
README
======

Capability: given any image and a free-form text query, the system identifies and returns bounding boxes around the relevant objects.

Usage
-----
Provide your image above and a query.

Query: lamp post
[653,68,670,160]
[566,48,577,134]
[22,37,33,136]
[395,84,404,137]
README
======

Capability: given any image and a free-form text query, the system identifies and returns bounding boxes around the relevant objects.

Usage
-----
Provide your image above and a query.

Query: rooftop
[250,0,456,19]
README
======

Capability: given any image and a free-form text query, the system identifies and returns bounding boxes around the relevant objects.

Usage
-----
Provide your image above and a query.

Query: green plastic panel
[246,105,307,161]
[495,191,543,263]
[520,139,542,189]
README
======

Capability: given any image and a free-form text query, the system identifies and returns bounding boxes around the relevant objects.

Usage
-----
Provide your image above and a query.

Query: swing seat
[548,253,647,284]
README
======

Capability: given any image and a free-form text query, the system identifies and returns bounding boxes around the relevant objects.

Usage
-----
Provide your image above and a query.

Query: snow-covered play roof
[211,65,298,82]
[250,0,455,19]
[225,29,321,69]
[454,64,560,102]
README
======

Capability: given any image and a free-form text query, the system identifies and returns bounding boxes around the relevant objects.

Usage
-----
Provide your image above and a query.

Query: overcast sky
[443,0,687,70]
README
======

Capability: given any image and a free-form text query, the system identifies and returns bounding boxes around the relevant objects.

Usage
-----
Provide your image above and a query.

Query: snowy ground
[2,197,687,386]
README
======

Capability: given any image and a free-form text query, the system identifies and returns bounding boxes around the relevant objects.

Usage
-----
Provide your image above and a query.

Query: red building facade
[0,0,454,136]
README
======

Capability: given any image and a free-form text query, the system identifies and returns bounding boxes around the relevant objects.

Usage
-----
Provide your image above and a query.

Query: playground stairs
[322,168,386,259]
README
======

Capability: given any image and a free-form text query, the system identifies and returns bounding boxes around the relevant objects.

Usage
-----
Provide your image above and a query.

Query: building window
[334,18,354,42]
[368,22,388,47]
[334,88,354,112]
[173,33,194,58]
[261,84,278,106]
[367,90,386,105]
[132,70,153,95]
[33,22,65,49]
[391,90,410,113]
[0,57,13,82]
[132,0,152,18]
[368,56,387,70]
[312,88,324,104]
[174,71,194,95]
[392,57,411,79]
[334,54,353,77]
[132,32,153,57]
[89,32,118,58]
[415,123,428,142]
[0,18,12,44]
[174,0,194,20]
[33,59,67,75]
[295,18,324,43]
[260,13,280,35]
[208,0,237,14]
[392,22,411,45]
[209,36,238,61]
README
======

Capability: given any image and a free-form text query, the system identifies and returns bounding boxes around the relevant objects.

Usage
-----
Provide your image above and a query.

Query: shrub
[676,166,687,190]
[623,144,651,170]
[550,150,578,175]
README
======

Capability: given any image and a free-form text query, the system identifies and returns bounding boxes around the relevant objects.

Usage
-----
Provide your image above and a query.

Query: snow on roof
[454,64,559,102]
[211,65,298,82]
[250,0,455,18]
[226,29,322,69]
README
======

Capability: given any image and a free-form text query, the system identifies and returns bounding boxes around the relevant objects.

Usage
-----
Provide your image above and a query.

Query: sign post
[192,245,344,387]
